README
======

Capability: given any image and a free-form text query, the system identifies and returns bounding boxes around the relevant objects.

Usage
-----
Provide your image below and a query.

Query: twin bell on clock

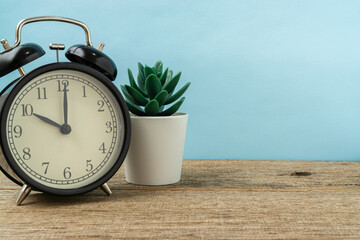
[0,16,131,205]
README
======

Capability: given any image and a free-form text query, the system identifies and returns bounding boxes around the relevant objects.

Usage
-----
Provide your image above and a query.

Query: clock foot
[100,183,112,196]
[16,184,31,206]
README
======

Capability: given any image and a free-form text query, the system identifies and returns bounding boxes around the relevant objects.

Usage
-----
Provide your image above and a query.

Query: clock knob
[97,42,105,51]
[49,43,65,63]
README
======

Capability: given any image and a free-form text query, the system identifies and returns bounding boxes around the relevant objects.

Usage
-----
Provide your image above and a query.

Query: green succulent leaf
[159,68,168,85]
[163,72,181,94]
[127,68,137,88]
[145,66,156,78]
[145,74,162,99]
[165,70,173,85]
[125,85,149,106]
[145,99,160,115]
[128,69,147,97]
[137,63,147,91]
[158,62,163,75]
[138,62,145,75]
[125,100,146,116]
[125,61,187,116]
[137,72,146,92]
[159,97,185,116]
[154,61,162,73]
[165,82,191,104]
[155,62,163,78]
[154,90,168,106]
[120,85,135,103]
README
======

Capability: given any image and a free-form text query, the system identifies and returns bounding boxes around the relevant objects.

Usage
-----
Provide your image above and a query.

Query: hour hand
[33,113,61,129]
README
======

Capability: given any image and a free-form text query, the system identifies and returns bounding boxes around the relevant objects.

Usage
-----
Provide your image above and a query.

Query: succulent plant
[120,61,191,116]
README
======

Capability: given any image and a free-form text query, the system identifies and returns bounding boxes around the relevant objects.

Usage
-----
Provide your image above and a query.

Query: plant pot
[124,113,188,185]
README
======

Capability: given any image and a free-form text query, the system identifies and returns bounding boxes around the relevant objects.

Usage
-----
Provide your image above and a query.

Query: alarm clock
[0,16,131,205]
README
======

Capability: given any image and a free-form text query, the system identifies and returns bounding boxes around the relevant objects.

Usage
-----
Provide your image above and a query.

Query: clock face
[1,64,129,193]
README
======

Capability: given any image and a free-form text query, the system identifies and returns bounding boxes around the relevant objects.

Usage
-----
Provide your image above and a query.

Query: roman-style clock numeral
[21,104,33,116]
[13,125,22,138]
[63,167,71,179]
[105,121,112,133]
[37,87,47,99]
[42,162,49,174]
[82,86,87,97]
[86,160,93,172]
[22,147,31,160]
[99,142,107,154]
[57,80,69,92]
[97,100,105,112]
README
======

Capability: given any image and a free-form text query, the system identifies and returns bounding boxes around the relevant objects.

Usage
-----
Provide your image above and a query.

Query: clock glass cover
[2,67,125,191]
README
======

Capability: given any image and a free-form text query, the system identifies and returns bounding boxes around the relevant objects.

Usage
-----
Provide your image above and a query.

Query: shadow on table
[21,187,165,207]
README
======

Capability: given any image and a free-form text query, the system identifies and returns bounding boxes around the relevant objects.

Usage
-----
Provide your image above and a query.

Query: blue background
[1,0,360,160]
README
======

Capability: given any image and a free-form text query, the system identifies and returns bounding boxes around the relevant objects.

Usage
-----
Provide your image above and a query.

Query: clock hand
[33,113,62,129]
[63,82,68,125]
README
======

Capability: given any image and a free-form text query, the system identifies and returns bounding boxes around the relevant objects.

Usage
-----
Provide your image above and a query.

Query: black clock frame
[0,62,131,195]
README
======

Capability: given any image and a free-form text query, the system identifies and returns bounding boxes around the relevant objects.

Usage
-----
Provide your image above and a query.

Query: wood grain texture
[0,160,359,239]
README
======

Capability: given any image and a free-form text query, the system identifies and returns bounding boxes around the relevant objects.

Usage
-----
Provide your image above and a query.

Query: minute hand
[33,113,62,128]
[63,83,68,125]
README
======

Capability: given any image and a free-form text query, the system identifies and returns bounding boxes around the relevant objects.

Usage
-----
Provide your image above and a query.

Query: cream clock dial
[0,63,131,195]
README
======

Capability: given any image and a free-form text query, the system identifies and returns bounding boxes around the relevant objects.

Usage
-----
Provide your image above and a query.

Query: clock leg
[100,183,112,196]
[16,184,31,206]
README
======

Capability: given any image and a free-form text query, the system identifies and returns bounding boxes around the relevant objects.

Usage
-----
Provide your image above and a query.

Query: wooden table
[0,160,359,239]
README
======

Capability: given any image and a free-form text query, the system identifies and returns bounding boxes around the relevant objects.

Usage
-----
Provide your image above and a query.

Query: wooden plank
[0,190,359,239]
[1,160,359,191]
[0,160,359,239]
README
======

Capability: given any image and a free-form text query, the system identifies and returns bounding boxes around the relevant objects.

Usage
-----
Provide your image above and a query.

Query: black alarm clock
[0,16,131,205]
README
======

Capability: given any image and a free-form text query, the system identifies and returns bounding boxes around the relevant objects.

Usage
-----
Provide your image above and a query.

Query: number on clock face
[6,69,124,189]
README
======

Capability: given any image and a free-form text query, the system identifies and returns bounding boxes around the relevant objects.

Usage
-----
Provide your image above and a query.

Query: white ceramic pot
[124,113,188,185]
